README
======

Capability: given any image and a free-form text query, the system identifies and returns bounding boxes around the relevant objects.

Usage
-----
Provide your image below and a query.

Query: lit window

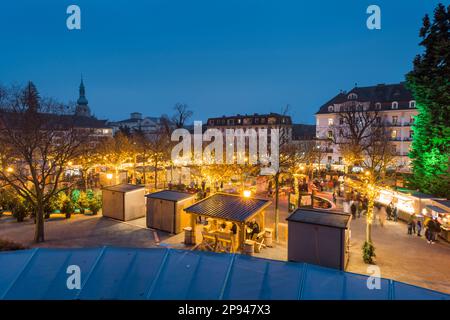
[391,130,397,139]
[392,101,398,109]
[409,100,416,108]
[328,118,334,126]
[327,131,333,139]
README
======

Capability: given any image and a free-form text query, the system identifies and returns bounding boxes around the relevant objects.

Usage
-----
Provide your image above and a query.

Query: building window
[328,105,334,112]
[348,93,358,100]
[409,100,416,108]
[316,119,320,126]
[375,102,381,110]
[339,118,344,125]
[328,118,334,126]
[338,157,343,164]
[392,116,398,125]
[410,115,414,124]
[376,116,381,124]
[409,130,413,139]
[327,156,332,163]
[327,130,333,139]
[392,101,398,109]
[391,130,397,139]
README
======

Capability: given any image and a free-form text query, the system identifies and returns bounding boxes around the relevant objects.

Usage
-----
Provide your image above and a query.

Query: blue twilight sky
[0,0,443,124]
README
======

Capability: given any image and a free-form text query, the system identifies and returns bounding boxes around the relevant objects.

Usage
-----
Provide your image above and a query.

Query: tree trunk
[34,205,45,243]
[274,173,280,242]
[366,194,375,243]
[154,158,158,190]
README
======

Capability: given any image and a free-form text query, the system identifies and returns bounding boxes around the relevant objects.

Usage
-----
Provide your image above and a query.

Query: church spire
[75,76,91,117]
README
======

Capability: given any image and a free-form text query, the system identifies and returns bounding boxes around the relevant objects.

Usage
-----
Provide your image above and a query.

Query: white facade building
[315,83,418,171]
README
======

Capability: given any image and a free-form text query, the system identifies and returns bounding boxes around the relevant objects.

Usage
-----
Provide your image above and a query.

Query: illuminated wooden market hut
[183,193,272,252]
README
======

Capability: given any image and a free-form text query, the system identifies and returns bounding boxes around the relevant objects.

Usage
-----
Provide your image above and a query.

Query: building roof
[184,193,271,222]
[426,205,448,214]
[411,192,439,199]
[0,247,448,300]
[146,190,195,202]
[207,112,292,126]
[102,184,145,193]
[287,209,351,229]
[434,199,450,209]
[292,124,316,140]
[316,83,414,114]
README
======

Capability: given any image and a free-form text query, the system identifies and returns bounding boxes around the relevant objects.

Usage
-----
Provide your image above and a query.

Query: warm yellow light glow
[365,171,370,176]
[68,161,73,166]
[243,190,251,198]
[106,173,113,180]
[6,167,13,173]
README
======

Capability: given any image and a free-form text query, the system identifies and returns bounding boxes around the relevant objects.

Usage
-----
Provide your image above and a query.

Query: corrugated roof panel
[0,249,36,298]
[302,265,346,299]
[343,272,390,300]
[3,248,102,300]
[222,255,269,299]
[184,193,270,222]
[0,247,448,300]
[393,281,450,300]
[146,190,195,202]
[258,259,304,300]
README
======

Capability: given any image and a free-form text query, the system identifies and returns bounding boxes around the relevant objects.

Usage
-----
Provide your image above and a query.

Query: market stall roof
[102,184,145,193]
[184,193,271,223]
[0,247,448,300]
[287,209,351,229]
[411,192,439,199]
[146,190,195,202]
[427,205,448,214]
[434,200,450,209]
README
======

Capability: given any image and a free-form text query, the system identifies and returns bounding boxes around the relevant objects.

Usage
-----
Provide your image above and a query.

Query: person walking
[425,219,435,244]
[393,206,398,222]
[417,219,422,237]
[407,214,414,235]
[386,203,392,221]
[351,202,357,219]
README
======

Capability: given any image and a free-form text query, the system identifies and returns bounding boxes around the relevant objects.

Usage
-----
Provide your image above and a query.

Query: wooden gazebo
[183,193,271,251]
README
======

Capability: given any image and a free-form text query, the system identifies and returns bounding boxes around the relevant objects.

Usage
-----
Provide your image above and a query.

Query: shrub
[362,241,376,264]
[77,192,90,214]
[0,238,27,251]
[88,192,102,215]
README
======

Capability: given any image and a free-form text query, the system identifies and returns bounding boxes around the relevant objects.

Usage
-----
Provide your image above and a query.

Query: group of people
[349,196,369,220]
[424,217,441,244]
[407,214,441,244]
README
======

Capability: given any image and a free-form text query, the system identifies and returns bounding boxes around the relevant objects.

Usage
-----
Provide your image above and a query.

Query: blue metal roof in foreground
[0,247,448,300]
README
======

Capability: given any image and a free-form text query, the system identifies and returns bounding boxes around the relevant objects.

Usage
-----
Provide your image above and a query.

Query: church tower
[75,77,91,117]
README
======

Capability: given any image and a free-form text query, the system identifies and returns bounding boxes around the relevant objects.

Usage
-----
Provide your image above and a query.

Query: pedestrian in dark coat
[351,202,357,219]
[417,220,422,237]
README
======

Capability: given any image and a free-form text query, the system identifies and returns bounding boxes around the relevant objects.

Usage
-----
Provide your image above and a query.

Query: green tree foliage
[406,3,450,197]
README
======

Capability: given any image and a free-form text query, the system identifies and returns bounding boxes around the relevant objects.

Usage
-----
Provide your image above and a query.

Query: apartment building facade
[206,112,293,143]
[315,83,417,171]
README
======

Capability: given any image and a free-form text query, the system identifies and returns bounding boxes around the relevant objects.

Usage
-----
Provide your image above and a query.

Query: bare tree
[0,82,88,242]
[172,103,193,128]
[331,102,380,168]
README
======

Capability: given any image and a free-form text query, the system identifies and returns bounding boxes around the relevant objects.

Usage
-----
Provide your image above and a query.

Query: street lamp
[243,190,251,198]
[106,173,113,180]
[6,167,13,173]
